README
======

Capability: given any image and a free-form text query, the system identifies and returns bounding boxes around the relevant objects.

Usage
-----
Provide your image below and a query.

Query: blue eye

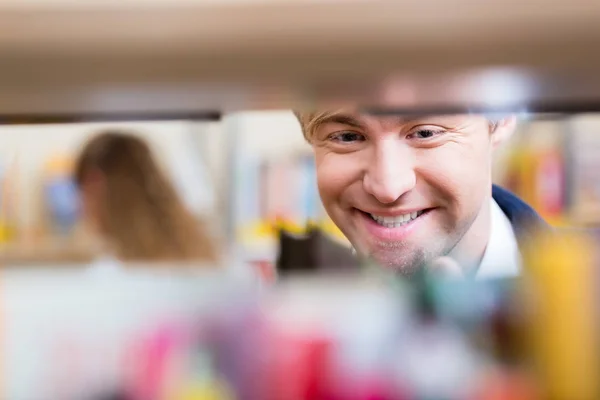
[330,132,365,143]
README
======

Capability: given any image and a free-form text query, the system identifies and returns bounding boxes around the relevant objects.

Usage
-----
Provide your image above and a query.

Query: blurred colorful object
[2,227,600,400]
[497,120,566,226]
[521,231,599,400]
[496,115,600,228]
[235,154,347,262]
[0,154,18,244]
[43,155,80,237]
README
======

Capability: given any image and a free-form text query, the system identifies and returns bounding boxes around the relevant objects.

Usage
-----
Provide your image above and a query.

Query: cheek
[315,151,361,209]
[417,139,493,207]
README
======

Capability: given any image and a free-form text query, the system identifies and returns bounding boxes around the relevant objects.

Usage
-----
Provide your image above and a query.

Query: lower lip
[359,209,432,241]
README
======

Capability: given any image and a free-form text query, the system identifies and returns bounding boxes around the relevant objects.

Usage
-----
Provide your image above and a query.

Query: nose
[363,142,416,204]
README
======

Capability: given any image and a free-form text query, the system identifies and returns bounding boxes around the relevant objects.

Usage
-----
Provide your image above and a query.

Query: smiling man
[295,111,547,278]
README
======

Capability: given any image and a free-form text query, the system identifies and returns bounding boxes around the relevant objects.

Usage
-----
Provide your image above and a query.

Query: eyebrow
[320,114,366,129]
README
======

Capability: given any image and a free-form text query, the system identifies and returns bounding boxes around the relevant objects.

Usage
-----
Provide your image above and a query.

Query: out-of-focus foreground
[1,229,598,400]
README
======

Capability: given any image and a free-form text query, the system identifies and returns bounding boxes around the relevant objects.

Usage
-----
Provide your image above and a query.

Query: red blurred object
[267,327,334,400]
[127,328,173,400]
[536,149,564,220]
[263,325,409,400]
[327,372,409,400]
[251,260,276,283]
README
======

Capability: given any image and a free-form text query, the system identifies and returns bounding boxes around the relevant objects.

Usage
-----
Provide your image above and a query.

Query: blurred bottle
[0,155,18,244]
[0,160,9,243]
[43,154,80,238]
[521,231,599,400]
[499,121,565,225]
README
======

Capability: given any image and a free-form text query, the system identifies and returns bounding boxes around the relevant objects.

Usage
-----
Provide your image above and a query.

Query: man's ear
[491,115,517,148]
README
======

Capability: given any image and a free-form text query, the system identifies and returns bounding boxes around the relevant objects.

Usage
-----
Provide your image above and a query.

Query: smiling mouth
[364,209,429,228]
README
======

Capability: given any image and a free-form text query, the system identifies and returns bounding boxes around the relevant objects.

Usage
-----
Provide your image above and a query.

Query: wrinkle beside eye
[419,130,465,147]
[445,134,467,145]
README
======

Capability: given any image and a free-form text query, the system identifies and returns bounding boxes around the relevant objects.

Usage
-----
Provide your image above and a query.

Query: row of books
[233,153,346,259]
[496,114,600,227]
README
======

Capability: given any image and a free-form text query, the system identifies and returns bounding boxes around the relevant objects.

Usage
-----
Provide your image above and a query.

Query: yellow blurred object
[521,231,598,400]
[44,155,74,177]
[498,121,567,227]
[238,217,348,246]
[0,225,14,243]
[275,219,306,235]
[317,218,348,242]
[503,148,565,226]
[171,382,233,400]
[237,220,276,244]
[0,155,19,245]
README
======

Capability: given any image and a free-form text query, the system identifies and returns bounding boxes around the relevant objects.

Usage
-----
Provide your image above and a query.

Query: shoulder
[492,185,549,234]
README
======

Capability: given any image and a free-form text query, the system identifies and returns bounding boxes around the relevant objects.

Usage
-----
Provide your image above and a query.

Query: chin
[365,248,429,277]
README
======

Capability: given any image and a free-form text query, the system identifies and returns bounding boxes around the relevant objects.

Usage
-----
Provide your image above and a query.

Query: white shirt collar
[475,199,522,280]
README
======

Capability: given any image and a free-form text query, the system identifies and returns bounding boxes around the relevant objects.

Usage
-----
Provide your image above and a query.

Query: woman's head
[74,130,217,263]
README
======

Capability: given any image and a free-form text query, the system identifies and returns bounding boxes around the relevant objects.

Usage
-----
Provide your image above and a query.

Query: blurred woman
[74,130,217,264]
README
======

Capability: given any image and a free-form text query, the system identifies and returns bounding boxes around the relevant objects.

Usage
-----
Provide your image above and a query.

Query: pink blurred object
[266,327,334,400]
[127,322,191,400]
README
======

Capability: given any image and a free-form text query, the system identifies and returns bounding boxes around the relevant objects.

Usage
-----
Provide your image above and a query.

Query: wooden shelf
[0,0,600,115]
[0,239,95,266]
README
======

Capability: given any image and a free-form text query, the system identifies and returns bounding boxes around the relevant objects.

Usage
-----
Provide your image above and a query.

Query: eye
[407,128,444,140]
[329,131,366,143]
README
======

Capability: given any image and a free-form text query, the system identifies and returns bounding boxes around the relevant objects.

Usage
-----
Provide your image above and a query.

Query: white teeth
[370,211,423,227]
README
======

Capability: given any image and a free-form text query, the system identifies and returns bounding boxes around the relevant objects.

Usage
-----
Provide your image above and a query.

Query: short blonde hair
[294,110,345,143]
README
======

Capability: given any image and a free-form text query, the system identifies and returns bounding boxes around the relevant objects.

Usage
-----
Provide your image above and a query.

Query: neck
[448,195,492,275]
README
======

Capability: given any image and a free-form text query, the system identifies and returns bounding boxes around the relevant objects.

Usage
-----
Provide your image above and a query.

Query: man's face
[311,113,504,274]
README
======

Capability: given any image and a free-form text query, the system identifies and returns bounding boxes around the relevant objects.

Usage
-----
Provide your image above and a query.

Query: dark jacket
[492,184,549,250]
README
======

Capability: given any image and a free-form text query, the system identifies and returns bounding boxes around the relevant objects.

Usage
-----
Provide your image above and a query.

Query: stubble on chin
[360,242,431,278]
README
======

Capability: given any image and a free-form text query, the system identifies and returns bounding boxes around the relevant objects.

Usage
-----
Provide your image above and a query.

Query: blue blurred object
[45,176,80,236]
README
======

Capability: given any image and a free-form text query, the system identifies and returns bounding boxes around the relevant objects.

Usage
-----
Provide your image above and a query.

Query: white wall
[229,110,310,160]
